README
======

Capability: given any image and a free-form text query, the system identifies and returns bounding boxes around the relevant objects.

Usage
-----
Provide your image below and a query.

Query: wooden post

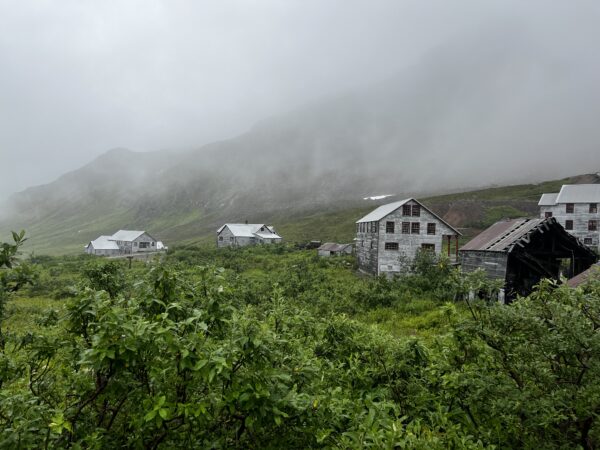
[455,235,459,261]
[447,235,451,257]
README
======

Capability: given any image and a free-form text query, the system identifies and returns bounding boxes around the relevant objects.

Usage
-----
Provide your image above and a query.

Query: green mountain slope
[3,170,597,255]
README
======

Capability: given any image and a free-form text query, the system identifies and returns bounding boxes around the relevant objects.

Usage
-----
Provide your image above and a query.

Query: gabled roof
[538,193,559,206]
[217,224,281,239]
[539,184,600,205]
[356,198,461,235]
[110,230,147,241]
[356,199,410,223]
[318,242,352,252]
[460,217,591,253]
[88,235,119,250]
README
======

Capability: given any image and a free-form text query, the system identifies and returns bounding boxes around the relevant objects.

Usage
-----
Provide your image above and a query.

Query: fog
[1,0,600,201]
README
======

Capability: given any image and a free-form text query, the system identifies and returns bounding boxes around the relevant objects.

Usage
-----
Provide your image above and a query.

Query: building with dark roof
[317,242,353,257]
[460,217,596,301]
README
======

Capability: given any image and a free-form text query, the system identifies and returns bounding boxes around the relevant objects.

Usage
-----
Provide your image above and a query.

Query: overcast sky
[1,0,599,198]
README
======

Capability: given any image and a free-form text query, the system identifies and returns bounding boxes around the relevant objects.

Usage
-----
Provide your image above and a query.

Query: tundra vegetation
[1,234,600,449]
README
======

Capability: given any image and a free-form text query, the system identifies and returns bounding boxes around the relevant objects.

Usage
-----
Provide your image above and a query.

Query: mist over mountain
[2,23,600,254]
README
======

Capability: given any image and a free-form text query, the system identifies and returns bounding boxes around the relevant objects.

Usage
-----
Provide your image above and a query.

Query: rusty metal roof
[567,263,600,288]
[460,218,553,252]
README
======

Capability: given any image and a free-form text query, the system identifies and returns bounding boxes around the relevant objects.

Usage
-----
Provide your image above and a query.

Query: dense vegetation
[2,235,600,448]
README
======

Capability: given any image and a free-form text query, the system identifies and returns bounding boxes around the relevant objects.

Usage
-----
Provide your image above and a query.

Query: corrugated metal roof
[356,198,461,235]
[460,218,552,252]
[89,235,120,250]
[556,184,600,203]
[567,263,600,288]
[356,199,410,223]
[538,193,559,206]
[218,224,280,239]
[110,230,146,241]
[318,242,352,252]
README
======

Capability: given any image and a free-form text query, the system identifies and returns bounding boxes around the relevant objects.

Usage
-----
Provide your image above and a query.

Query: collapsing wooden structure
[460,217,597,301]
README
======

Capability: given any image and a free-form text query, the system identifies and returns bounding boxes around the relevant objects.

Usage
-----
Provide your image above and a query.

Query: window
[385,242,399,250]
[411,222,420,234]
[584,238,593,245]
[139,242,149,249]
[589,220,598,231]
[230,237,234,241]
[371,222,377,233]
[421,243,435,251]
[427,223,436,235]
[411,204,421,217]
[566,203,574,213]
[386,221,395,233]
[402,205,411,216]
[565,220,573,230]
[134,242,138,246]
[544,212,553,218]
[219,236,223,241]
[591,203,598,213]
[402,222,410,234]
[152,242,155,246]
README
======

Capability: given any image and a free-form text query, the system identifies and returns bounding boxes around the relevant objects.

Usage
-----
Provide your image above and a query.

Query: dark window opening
[421,243,435,251]
[566,203,574,214]
[402,222,410,234]
[385,242,399,250]
[411,222,420,234]
[545,212,553,218]
[589,220,598,231]
[219,236,223,241]
[411,204,421,217]
[565,220,573,230]
[591,203,598,214]
[427,223,436,235]
[386,221,395,233]
[584,238,593,245]
[402,205,411,216]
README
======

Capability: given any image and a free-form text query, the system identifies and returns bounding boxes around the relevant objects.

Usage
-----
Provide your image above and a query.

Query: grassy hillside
[3,172,598,255]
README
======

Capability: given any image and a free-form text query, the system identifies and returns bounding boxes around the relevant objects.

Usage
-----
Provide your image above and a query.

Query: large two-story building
[355,198,461,275]
[538,184,600,250]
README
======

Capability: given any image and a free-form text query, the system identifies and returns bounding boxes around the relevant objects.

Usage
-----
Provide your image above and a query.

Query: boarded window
[402,222,410,234]
[411,222,420,234]
[411,204,421,217]
[427,223,436,235]
[566,203,574,213]
[402,205,411,216]
[385,242,399,250]
[590,203,598,213]
[421,243,435,251]
[565,220,573,230]
[386,221,395,233]
[589,220,598,231]
[544,212,553,218]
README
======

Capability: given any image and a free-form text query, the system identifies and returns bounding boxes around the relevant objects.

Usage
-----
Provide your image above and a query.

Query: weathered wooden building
[85,230,164,256]
[355,198,461,276]
[317,242,353,257]
[216,224,282,248]
[460,217,597,300]
[84,235,120,256]
[539,184,600,250]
